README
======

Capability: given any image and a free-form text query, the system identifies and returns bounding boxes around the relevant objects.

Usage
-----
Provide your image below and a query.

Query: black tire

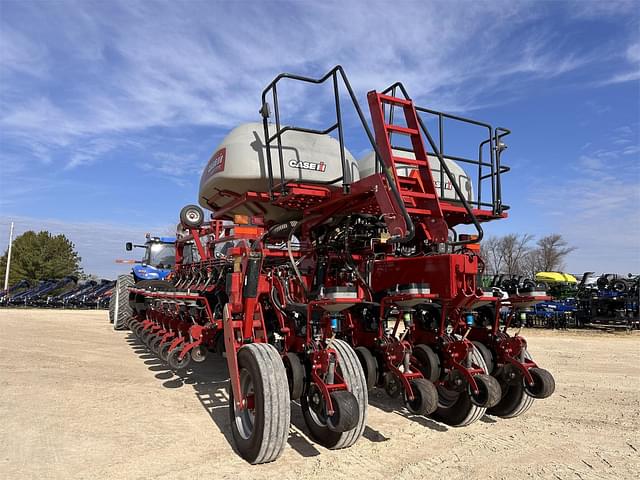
[525,368,555,399]
[168,347,191,370]
[355,346,378,390]
[301,339,367,449]
[413,344,441,382]
[404,378,438,415]
[191,345,207,363]
[180,204,205,228]
[111,275,134,330]
[159,341,172,362]
[149,335,162,354]
[228,343,290,464]
[488,350,536,418]
[472,341,495,374]
[470,374,502,408]
[612,280,627,293]
[283,352,305,401]
[326,390,359,432]
[431,345,490,427]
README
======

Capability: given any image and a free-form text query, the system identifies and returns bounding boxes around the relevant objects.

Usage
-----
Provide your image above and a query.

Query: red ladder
[367,91,449,243]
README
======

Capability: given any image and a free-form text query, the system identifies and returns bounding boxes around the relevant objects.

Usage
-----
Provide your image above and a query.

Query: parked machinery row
[119,66,555,464]
[0,277,114,308]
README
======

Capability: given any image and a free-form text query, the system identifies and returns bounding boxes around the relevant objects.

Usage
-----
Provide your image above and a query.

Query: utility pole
[3,222,14,291]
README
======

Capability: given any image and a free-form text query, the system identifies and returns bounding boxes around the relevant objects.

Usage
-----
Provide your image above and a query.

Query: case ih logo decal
[288,159,326,172]
[207,148,226,175]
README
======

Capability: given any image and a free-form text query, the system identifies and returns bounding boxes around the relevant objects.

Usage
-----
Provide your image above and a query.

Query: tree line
[480,233,576,278]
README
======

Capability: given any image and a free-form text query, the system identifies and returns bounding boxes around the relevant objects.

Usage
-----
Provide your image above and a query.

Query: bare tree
[481,233,533,276]
[527,234,576,274]
[501,233,534,275]
[480,236,504,275]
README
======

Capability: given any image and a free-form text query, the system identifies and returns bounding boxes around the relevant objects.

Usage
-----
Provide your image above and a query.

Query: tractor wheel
[180,204,205,228]
[283,352,305,401]
[112,274,134,330]
[228,343,290,464]
[108,292,115,323]
[472,341,495,374]
[413,344,441,382]
[431,345,491,427]
[488,350,537,418]
[168,347,191,370]
[404,378,438,415]
[301,339,367,450]
[355,346,379,390]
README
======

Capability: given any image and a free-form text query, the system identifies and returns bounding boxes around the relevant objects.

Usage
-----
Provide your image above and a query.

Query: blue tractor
[109,234,177,330]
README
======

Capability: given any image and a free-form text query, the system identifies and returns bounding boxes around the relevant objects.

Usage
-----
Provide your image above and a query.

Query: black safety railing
[260,65,415,242]
[381,82,511,245]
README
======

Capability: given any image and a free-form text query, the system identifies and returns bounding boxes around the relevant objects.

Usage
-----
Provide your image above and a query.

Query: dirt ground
[0,309,638,480]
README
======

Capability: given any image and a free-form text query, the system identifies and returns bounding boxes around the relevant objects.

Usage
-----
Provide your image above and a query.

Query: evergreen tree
[0,231,82,285]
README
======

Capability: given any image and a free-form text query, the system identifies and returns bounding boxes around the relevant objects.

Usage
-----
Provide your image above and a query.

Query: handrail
[260,65,415,243]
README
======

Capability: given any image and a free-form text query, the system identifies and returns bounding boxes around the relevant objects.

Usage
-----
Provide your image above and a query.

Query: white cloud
[0,0,611,168]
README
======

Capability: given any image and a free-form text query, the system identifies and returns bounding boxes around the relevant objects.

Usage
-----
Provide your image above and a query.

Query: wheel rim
[234,368,256,440]
[305,384,329,427]
[186,209,201,223]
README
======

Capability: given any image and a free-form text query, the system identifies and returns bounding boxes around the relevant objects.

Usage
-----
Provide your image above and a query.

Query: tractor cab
[125,235,176,281]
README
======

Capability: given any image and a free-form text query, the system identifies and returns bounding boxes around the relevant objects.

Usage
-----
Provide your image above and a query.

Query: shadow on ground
[367,389,449,432]
[126,333,398,458]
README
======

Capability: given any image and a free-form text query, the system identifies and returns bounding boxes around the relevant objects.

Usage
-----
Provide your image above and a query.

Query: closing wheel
[191,345,207,363]
[159,341,172,362]
[301,339,367,450]
[149,335,162,354]
[180,204,205,228]
[488,350,536,418]
[404,378,438,415]
[431,344,491,427]
[283,352,305,401]
[469,374,502,408]
[326,391,359,432]
[141,329,153,346]
[524,368,555,399]
[168,347,191,370]
[228,343,290,464]
[413,344,441,382]
[355,346,379,390]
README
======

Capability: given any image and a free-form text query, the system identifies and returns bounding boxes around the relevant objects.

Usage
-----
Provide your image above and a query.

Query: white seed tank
[199,122,359,222]
[358,150,474,203]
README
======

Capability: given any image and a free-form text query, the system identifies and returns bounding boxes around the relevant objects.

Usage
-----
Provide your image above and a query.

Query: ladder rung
[378,94,412,107]
[392,156,427,166]
[385,125,419,136]
[398,176,419,184]
[400,191,437,199]
[406,207,433,215]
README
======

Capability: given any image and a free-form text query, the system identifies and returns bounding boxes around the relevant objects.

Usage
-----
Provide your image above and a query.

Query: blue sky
[0,0,639,278]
